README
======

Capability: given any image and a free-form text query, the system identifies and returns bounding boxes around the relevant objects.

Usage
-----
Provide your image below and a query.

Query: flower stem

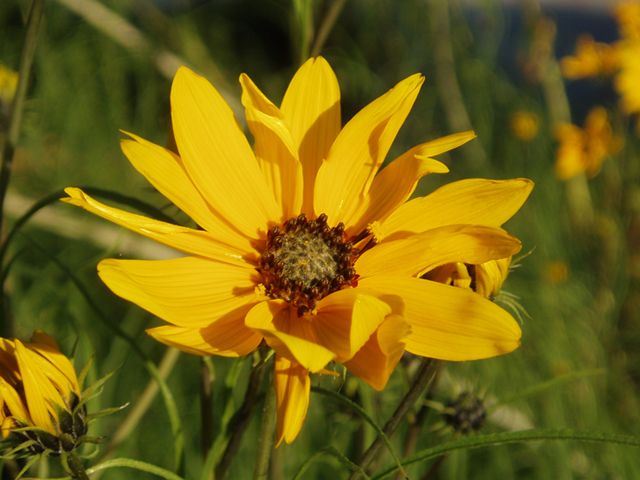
[310,0,347,58]
[0,0,45,338]
[64,451,90,480]
[215,353,268,480]
[348,358,441,480]
[252,364,277,480]
[201,357,215,457]
[292,0,314,65]
[428,0,486,174]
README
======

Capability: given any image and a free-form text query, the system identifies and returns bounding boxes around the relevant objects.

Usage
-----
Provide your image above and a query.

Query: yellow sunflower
[63,57,532,444]
[0,331,86,453]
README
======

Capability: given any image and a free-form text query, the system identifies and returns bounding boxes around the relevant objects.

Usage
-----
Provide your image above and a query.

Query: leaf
[87,458,187,480]
[85,403,130,424]
[372,429,640,479]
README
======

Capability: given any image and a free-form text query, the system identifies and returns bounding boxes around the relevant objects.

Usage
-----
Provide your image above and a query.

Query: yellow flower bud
[0,331,86,454]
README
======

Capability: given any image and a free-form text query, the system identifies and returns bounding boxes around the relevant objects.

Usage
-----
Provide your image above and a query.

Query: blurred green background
[1,0,640,479]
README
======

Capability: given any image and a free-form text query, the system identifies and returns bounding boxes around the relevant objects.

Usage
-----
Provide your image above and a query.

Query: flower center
[260,213,359,313]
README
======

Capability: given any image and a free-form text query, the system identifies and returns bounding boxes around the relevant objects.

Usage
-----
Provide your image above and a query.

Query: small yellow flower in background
[554,106,623,180]
[63,57,533,444]
[0,62,18,129]
[612,1,640,114]
[560,1,640,116]
[0,331,86,454]
[613,41,640,114]
[544,261,570,284]
[0,62,18,107]
[509,112,540,142]
[614,0,640,42]
[424,257,512,300]
[560,34,619,79]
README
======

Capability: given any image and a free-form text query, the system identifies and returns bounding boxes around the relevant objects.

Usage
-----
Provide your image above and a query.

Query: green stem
[214,354,268,480]
[347,358,440,480]
[310,0,347,58]
[64,451,90,480]
[0,0,46,337]
[252,365,277,480]
[200,357,215,458]
[428,0,486,174]
[0,0,46,219]
[292,0,314,65]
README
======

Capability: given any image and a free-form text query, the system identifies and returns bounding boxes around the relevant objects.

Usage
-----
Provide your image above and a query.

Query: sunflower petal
[359,277,521,360]
[62,188,252,264]
[20,345,77,400]
[14,341,62,435]
[98,257,260,328]
[312,289,391,362]
[0,338,19,380]
[346,150,448,235]
[372,178,534,242]
[0,376,31,426]
[281,57,341,215]
[171,66,281,236]
[240,74,303,219]
[315,74,424,226]
[347,131,475,234]
[147,320,262,357]
[275,354,310,446]
[343,314,411,391]
[245,301,335,372]
[120,133,254,252]
[27,336,80,395]
[357,225,521,279]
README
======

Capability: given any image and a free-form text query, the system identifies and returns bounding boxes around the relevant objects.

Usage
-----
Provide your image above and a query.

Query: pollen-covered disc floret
[260,213,359,312]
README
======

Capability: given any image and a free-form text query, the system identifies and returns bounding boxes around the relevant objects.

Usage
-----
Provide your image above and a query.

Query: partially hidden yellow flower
[554,106,623,180]
[560,34,619,79]
[424,257,512,300]
[509,112,540,142]
[0,331,86,454]
[62,57,533,444]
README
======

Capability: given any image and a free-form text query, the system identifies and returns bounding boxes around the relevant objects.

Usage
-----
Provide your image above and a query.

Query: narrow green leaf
[0,439,38,458]
[85,403,130,424]
[76,355,95,391]
[372,429,640,479]
[87,458,186,480]
[15,453,41,480]
[490,369,607,412]
[77,367,122,414]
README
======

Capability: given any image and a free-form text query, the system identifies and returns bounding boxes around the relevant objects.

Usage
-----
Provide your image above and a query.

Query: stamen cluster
[260,213,359,313]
